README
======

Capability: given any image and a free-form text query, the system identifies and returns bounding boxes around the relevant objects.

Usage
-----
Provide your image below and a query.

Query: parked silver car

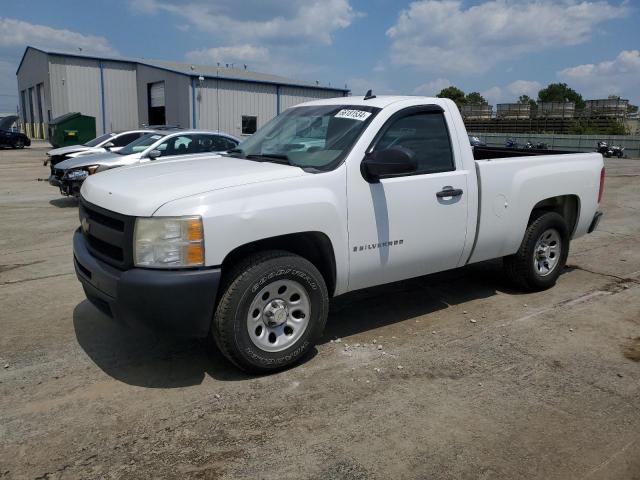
[44,129,157,169]
[49,129,240,197]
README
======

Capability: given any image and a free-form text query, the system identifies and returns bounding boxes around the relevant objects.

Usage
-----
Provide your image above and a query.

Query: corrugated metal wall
[194,80,344,135]
[17,48,50,125]
[102,61,139,132]
[19,48,348,138]
[279,86,340,111]
[48,54,140,133]
[62,56,103,132]
[136,65,191,128]
[48,56,69,120]
[195,79,277,135]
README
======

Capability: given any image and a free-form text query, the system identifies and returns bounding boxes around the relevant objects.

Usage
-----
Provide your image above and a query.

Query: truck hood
[55,151,121,170]
[47,145,90,156]
[80,156,307,216]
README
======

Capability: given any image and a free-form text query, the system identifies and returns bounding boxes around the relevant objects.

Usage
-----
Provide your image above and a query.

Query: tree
[436,86,466,107]
[465,92,486,105]
[537,83,585,109]
[518,95,536,106]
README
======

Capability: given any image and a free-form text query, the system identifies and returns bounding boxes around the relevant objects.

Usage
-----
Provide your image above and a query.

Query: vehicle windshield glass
[115,133,164,155]
[83,133,114,147]
[230,105,381,171]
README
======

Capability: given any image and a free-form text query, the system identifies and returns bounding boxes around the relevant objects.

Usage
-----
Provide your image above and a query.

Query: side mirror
[147,149,162,160]
[361,146,417,182]
[103,142,115,149]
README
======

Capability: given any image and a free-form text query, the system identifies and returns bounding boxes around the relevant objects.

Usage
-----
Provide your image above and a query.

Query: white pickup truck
[73,95,604,373]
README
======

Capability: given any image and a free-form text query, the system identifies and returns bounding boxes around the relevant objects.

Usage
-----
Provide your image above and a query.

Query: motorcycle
[597,141,625,158]
[505,138,519,149]
[525,141,549,150]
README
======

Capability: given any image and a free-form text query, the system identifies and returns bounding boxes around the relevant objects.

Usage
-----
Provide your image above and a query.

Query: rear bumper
[73,229,221,337]
[588,211,603,234]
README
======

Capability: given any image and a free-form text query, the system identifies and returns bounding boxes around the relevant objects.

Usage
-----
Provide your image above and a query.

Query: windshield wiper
[245,153,291,165]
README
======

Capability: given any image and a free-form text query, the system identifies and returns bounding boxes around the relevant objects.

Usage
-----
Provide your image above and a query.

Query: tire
[211,250,329,374]
[13,139,25,149]
[503,212,569,291]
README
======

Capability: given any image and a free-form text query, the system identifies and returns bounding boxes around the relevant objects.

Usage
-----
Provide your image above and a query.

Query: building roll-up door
[150,82,165,107]
[148,81,166,125]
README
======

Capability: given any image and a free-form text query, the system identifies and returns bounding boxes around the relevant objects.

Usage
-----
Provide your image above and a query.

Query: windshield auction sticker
[335,109,372,121]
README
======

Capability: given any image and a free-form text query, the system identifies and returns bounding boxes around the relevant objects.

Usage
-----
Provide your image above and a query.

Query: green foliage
[437,86,466,107]
[568,119,628,135]
[518,95,537,108]
[465,92,486,105]
[538,83,585,110]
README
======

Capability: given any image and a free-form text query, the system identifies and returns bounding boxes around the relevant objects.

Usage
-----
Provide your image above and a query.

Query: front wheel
[503,212,569,291]
[211,250,329,373]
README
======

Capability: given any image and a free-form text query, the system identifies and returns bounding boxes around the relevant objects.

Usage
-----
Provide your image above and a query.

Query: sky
[0,0,639,112]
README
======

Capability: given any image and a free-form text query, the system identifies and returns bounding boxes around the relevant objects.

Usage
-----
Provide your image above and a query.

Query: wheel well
[529,195,580,235]
[221,232,337,296]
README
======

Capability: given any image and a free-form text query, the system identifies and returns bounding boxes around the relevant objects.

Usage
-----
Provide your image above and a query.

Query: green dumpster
[47,112,96,148]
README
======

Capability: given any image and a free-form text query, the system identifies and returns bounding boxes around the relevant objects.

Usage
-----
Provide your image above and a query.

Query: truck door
[347,106,469,291]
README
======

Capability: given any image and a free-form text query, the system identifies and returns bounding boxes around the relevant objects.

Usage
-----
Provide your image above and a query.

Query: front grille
[52,168,65,179]
[79,198,135,270]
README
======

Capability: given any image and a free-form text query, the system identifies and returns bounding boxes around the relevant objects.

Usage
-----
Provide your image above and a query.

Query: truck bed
[468,151,602,265]
[473,146,576,160]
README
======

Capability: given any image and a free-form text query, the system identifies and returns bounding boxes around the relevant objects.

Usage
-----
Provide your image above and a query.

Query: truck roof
[296,95,439,109]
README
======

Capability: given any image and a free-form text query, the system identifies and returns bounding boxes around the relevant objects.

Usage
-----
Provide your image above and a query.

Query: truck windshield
[115,133,164,155]
[230,105,381,171]
[83,133,114,147]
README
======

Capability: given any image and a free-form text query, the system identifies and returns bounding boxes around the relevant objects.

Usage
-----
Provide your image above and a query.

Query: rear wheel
[12,139,24,149]
[503,212,569,291]
[211,250,329,373]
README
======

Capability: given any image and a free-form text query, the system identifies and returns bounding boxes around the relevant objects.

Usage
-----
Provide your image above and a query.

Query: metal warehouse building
[16,46,348,139]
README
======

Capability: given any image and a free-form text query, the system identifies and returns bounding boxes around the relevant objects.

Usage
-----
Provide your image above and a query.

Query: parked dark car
[0,116,30,149]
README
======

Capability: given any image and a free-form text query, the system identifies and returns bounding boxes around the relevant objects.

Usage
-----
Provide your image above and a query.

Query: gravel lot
[1,144,639,479]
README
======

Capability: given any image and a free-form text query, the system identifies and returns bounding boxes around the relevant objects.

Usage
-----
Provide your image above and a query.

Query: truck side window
[375,112,454,175]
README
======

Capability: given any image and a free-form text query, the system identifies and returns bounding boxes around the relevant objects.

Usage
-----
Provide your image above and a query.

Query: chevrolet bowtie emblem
[81,217,90,233]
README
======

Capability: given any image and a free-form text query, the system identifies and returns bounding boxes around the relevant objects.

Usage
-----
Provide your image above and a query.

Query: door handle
[436,186,463,198]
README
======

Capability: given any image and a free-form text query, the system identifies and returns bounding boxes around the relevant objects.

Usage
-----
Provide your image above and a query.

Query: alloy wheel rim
[246,279,311,352]
[533,228,561,277]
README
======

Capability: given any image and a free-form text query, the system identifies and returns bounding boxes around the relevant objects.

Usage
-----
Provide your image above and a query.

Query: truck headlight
[134,216,204,268]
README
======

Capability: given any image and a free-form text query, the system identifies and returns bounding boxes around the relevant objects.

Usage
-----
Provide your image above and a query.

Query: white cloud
[559,50,640,101]
[346,77,398,96]
[186,45,270,65]
[412,78,452,96]
[481,86,503,106]
[481,80,542,104]
[386,0,627,73]
[130,0,359,46]
[0,17,117,56]
[0,59,18,111]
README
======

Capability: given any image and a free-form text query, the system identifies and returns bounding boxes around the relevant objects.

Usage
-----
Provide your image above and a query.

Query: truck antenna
[364,89,376,100]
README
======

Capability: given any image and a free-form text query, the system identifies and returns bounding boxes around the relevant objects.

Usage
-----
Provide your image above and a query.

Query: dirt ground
[1,144,639,479]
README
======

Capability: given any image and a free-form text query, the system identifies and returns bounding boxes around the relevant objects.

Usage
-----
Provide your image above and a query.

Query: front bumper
[48,174,83,196]
[588,211,603,234]
[73,229,221,337]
